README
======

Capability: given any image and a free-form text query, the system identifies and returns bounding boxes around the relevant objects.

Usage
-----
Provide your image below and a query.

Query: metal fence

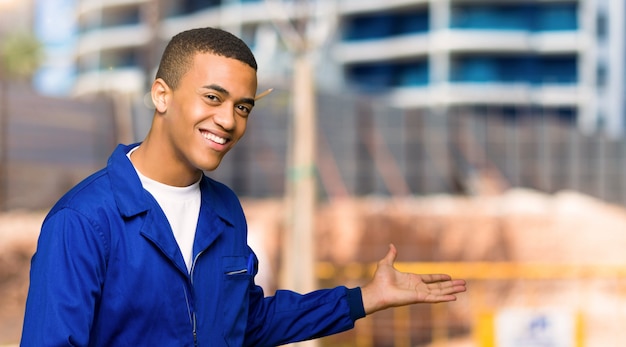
[212,88,626,206]
[315,261,626,347]
[1,85,117,210]
[4,86,626,209]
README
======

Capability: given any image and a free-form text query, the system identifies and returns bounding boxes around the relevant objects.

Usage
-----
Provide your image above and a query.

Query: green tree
[0,31,44,82]
[0,31,43,210]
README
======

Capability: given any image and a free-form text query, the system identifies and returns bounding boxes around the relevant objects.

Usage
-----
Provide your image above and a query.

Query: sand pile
[2,189,626,345]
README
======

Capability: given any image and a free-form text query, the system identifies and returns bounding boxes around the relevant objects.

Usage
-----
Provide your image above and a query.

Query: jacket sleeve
[243,282,366,346]
[21,208,109,347]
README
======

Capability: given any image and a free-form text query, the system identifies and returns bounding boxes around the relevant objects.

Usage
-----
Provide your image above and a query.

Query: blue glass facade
[342,10,429,41]
[451,2,578,31]
[77,49,140,73]
[342,7,430,91]
[342,2,579,91]
[79,6,141,33]
[346,60,429,91]
[451,55,578,84]
[181,0,222,14]
[99,8,141,29]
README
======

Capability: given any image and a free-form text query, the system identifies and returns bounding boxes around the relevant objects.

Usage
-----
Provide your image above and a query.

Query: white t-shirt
[127,148,201,273]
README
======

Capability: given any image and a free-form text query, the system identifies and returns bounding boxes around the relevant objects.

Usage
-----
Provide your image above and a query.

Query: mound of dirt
[0,210,45,345]
[3,188,626,345]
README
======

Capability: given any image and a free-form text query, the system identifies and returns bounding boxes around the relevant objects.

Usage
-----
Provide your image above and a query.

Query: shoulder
[43,167,121,242]
[48,168,114,217]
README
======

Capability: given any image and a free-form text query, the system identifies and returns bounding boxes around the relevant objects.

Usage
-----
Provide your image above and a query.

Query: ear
[151,78,170,114]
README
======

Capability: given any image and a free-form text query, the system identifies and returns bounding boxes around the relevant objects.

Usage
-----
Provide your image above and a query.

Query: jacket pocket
[221,255,254,345]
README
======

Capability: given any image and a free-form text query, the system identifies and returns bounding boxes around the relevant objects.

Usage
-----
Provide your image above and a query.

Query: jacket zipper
[189,250,206,347]
[183,288,198,346]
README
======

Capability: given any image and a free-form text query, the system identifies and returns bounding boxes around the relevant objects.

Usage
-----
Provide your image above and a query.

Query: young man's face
[162,52,257,173]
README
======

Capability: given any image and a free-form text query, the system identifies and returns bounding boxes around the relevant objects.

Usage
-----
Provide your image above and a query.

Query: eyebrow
[201,84,255,106]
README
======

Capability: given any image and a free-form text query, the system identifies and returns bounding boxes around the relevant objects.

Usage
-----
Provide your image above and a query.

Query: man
[21,27,466,346]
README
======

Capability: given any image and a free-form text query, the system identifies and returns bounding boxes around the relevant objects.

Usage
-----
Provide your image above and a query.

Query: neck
[130,136,202,187]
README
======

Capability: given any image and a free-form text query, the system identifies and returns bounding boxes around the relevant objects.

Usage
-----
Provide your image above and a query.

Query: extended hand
[361,244,467,315]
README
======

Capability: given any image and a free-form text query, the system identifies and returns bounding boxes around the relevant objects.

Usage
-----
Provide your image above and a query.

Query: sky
[33,0,77,96]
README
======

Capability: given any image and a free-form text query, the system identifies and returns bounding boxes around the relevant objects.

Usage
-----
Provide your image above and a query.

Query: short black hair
[155,27,257,90]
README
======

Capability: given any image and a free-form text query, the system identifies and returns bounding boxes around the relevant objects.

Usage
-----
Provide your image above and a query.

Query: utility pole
[273,0,318,295]
[283,52,317,296]
[264,0,336,345]
[279,49,318,347]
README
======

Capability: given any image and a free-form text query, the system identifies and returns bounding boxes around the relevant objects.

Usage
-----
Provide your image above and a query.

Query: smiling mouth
[201,130,228,145]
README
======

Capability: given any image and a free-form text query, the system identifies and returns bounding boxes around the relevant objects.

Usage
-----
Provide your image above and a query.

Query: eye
[205,94,220,103]
[236,104,252,117]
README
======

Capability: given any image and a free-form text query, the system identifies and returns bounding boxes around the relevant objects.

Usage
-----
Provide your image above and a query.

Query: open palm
[361,244,467,314]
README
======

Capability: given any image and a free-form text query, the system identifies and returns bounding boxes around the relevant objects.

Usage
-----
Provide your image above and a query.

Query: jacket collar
[108,143,149,218]
[198,177,236,227]
[107,143,236,226]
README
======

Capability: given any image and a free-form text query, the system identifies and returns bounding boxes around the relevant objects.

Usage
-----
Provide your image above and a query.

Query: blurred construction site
[5,187,626,346]
[3,0,626,346]
[3,88,626,346]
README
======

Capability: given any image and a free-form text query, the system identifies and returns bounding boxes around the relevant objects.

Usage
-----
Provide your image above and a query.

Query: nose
[213,103,236,131]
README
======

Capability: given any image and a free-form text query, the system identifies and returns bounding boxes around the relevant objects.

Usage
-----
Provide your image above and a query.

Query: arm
[21,209,108,346]
[244,244,465,346]
[361,243,467,315]
[244,275,364,346]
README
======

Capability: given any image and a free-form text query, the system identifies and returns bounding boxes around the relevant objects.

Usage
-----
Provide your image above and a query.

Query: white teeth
[202,131,227,145]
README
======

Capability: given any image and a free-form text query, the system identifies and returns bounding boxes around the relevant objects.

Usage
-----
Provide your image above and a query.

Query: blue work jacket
[21,143,365,346]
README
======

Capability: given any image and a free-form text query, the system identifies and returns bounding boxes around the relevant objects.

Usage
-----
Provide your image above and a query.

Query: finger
[379,243,397,265]
[420,274,453,283]
[432,294,459,303]
[434,284,467,295]
[428,280,467,294]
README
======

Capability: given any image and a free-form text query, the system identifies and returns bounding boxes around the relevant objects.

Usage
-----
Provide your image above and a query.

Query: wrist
[361,283,387,315]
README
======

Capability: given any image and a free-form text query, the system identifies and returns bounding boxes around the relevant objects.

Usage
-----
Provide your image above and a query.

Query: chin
[198,160,222,172]
[188,150,223,172]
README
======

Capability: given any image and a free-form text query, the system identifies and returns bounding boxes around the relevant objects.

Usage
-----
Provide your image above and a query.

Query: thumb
[379,243,398,266]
